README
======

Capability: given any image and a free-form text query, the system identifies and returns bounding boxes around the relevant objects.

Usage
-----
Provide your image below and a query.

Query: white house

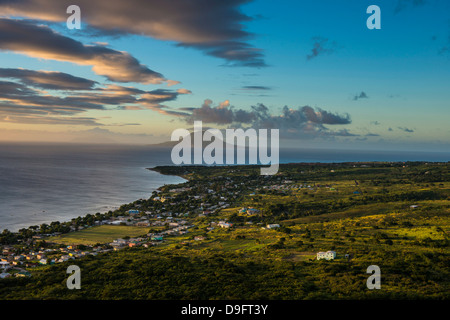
[317,251,336,260]
[266,224,280,229]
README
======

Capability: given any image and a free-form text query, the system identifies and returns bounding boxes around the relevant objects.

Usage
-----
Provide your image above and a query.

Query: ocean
[0,142,448,232]
[0,143,184,232]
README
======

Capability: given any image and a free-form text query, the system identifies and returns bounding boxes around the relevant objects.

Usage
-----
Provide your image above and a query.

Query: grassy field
[47,225,150,245]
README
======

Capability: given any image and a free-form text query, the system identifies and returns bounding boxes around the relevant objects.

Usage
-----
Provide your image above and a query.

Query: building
[317,251,336,260]
[266,224,280,229]
[247,208,260,215]
[218,221,233,228]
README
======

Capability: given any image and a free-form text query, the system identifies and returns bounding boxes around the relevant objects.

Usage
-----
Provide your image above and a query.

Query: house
[113,239,127,245]
[218,221,233,228]
[266,224,280,229]
[317,251,336,260]
[194,236,206,241]
[410,205,419,209]
[128,209,140,215]
[15,271,31,278]
[247,208,260,215]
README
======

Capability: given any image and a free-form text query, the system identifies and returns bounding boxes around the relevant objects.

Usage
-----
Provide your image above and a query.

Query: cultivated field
[47,225,149,245]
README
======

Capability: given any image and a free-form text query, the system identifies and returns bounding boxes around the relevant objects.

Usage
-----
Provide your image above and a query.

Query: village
[0,163,427,280]
[0,169,322,279]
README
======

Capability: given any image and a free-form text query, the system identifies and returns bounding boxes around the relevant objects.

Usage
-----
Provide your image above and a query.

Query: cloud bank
[0,19,167,84]
[182,99,353,139]
[0,0,266,67]
[0,68,191,126]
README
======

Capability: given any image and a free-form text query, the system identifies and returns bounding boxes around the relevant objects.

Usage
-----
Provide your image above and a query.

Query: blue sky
[0,0,448,151]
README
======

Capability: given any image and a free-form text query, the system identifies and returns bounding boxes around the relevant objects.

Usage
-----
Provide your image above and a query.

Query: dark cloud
[0,0,266,67]
[300,105,351,125]
[353,91,369,101]
[249,104,354,139]
[0,68,98,90]
[241,86,272,91]
[1,115,103,126]
[306,37,339,60]
[182,100,353,139]
[398,127,414,133]
[0,18,167,84]
[186,99,254,124]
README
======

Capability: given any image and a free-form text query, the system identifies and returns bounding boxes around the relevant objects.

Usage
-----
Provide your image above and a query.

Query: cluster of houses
[262,181,315,192]
[108,222,194,250]
[0,213,196,280]
[0,244,106,279]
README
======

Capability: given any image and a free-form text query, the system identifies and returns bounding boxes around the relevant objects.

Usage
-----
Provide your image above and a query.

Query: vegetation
[0,161,449,300]
[47,225,150,246]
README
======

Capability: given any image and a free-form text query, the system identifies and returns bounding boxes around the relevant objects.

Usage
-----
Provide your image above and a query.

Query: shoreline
[1,166,187,234]
[2,160,447,236]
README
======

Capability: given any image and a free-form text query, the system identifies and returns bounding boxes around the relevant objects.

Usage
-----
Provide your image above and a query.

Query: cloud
[0,0,266,67]
[398,127,414,133]
[438,35,450,57]
[0,69,192,126]
[0,18,168,84]
[177,88,192,94]
[241,86,272,91]
[353,91,369,101]
[248,104,354,139]
[306,37,339,60]
[394,0,426,14]
[185,99,254,124]
[182,100,353,139]
[0,68,98,90]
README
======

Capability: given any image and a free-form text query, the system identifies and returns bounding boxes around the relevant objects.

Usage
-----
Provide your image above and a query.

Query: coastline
[1,161,448,300]
[1,166,187,234]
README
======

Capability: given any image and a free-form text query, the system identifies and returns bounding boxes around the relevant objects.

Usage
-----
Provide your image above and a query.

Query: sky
[0,0,449,151]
